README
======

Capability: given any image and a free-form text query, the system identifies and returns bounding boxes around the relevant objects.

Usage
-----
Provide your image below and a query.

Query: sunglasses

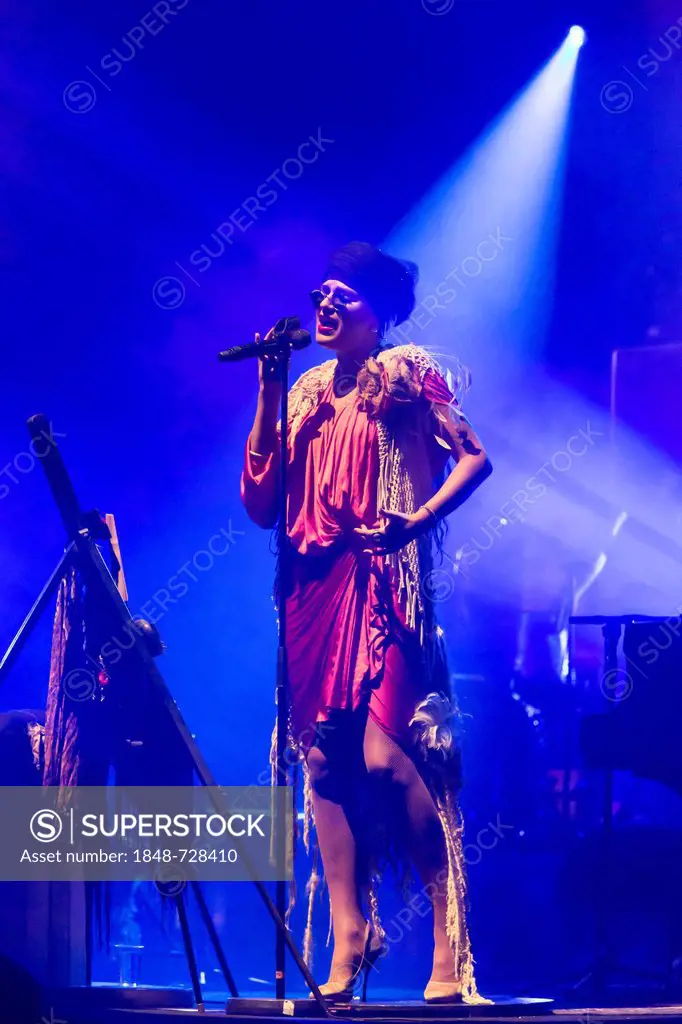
[309,288,356,313]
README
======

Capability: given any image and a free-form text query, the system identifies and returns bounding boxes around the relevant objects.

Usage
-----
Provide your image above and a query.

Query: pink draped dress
[240,365,453,753]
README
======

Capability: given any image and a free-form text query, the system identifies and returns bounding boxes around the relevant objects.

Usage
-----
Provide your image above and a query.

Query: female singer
[241,242,492,1004]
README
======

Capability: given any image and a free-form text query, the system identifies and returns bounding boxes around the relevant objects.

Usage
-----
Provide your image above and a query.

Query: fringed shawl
[287,344,447,632]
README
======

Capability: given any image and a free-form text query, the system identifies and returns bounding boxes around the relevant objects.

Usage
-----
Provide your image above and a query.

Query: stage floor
[43,990,682,1024]
[106,1006,682,1024]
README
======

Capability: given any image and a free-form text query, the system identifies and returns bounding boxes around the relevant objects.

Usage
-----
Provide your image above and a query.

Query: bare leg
[363,715,457,985]
[306,743,368,985]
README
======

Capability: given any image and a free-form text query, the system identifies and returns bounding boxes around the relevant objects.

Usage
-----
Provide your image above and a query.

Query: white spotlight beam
[385,35,582,378]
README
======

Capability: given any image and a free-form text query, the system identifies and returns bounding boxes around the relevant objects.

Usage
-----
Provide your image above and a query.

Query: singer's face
[314,279,379,353]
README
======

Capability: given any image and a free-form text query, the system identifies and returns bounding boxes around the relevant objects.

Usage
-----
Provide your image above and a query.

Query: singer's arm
[249,390,280,457]
[240,341,282,529]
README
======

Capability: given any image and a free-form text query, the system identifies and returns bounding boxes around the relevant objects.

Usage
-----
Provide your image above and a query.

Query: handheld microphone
[218,316,312,363]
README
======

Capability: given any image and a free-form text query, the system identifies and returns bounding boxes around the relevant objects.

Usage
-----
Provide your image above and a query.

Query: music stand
[0,413,329,1016]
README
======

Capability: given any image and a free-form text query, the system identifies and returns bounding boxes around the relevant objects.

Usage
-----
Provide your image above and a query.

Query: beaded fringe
[302,846,322,969]
[436,789,491,1004]
[376,421,423,636]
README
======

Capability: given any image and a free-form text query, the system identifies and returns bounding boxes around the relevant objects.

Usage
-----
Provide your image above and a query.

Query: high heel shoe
[360,929,386,1002]
[423,979,463,1004]
[312,922,384,1003]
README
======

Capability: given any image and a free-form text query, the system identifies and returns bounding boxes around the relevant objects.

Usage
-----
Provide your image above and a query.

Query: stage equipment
[571,613,678,998]
[608,342,682,612]
[567,26,586,48]
[218,314,324,1013]
[0,414,328,1016]
[611,342,682,466]
[580,614,682,795]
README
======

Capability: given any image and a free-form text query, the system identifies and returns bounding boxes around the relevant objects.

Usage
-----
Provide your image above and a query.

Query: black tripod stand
[0,410,329,1015]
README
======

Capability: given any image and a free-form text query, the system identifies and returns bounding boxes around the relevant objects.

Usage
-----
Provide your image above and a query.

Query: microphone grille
[290,329,312,351]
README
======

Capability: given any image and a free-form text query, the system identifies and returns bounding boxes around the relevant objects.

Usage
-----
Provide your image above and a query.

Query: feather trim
[376,343,444,382]
[409,691,457,760]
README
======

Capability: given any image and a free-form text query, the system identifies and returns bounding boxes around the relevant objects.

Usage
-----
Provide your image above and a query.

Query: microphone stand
[274,328,292,1002]
[221,317,327,1015]
[259,316,322,1008]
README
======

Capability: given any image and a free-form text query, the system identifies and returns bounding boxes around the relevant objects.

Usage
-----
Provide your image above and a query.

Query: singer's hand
[257,327,283,400]
[354,508,432,555]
